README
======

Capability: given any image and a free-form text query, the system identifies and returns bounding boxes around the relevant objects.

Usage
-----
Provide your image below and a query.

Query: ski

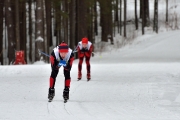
[48,98,53,102]
[77,78,91,81]
[77,78,81,81]
[64,99,68,103]
[64,98,68,103]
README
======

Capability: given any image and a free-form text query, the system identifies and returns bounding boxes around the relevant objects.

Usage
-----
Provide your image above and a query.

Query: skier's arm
[85,44,93,57]
[50,52,59,70]
[77,46,82,58]
[89,45,93,55]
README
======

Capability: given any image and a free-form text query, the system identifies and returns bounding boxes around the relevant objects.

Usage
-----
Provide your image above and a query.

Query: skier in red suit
[48,42,74,101]
[77,37,93,80]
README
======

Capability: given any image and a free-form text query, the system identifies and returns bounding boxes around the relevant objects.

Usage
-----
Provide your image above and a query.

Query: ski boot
[77,71,82,80]
[87,73,91,81]
[63,87,69,103]
[48,88,55,102]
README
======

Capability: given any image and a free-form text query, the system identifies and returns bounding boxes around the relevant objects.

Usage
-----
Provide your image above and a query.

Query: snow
[36,36,44,42]
[1,30,180,120]
[8,7,11,11]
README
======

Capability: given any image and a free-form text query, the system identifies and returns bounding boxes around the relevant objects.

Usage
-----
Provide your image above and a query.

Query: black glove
[80,48,88,53]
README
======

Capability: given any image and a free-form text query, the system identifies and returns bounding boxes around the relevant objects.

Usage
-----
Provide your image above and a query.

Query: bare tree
[5,0,16,64]
[140,0,150,27]
[29,0,33,62]
[142,0,145,35]
[94,0,98,36]
[53,0,62,45]
[124,0,126,37]
[0,0,4,65]
[45,0,52,61]
[19,0,26,57]
[144,0,150,26]
[140,0,142,18]
[35,0,44,61]
[119,0,122,35]
[166,0,168,22]
[135,0,138,30]
[63,0,68,43]
[115,0,119,33]
[69,0,76,50]
[154,0,158,33]
[99,0,113,43]
[45,0,52,45]
[87,0,94,44]
[15,0,20,50]
[76,0,88,42]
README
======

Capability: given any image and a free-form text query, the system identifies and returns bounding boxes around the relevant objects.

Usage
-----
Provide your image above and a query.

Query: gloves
[80,48,88,53]
[58,60,67,67]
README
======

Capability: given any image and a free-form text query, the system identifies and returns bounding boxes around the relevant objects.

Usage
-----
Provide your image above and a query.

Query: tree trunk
[45,0,52,50]
[140,0,150,27]
[63,0,68,43]
[54,1,61,45]
[0,0,4,65]
[90,0,95,44]
[94,0,98,35]
[140,0,142,18]
[69,0,76,51]
[115,0,119,33]
[124,0,126,38]
[76,0,88,42]
[144,0,150,26]
[154,0,158,33]
[19,0,26,60]
[119,0,122,35]
[29,0,32,62]
[135,0,138,30]
[142,0,145,35]
[5,0,16,64]
[15,0,20,50]
[99,0,113,43]
[45,0,52,63]
[166,0,168,22]
[35,0,44,61]
[87,1,93,43]
[22,0,26,59]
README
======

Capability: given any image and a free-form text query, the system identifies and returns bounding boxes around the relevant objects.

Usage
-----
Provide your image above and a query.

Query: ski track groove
[64,103,71,115]
[47,103,50,114]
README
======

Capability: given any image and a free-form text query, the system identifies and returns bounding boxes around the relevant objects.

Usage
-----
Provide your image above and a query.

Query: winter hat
[82,37,88,44]
[58,42,69,53]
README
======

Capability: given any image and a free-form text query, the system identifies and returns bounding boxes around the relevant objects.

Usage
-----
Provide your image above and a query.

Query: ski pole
[73,44,79,53]
[38,49,50,58]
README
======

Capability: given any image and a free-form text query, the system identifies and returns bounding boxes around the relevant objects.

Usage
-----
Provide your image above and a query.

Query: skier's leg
[78,56,84,79]
[48,69,59,99]
[50,69,59,88]
[63,69,71,100]
[85,57,91,79]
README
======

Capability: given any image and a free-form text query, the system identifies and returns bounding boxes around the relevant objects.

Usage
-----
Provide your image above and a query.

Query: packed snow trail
[0,30,180,120]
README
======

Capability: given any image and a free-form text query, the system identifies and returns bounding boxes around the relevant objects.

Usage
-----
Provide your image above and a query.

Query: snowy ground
[0,30,180,120]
